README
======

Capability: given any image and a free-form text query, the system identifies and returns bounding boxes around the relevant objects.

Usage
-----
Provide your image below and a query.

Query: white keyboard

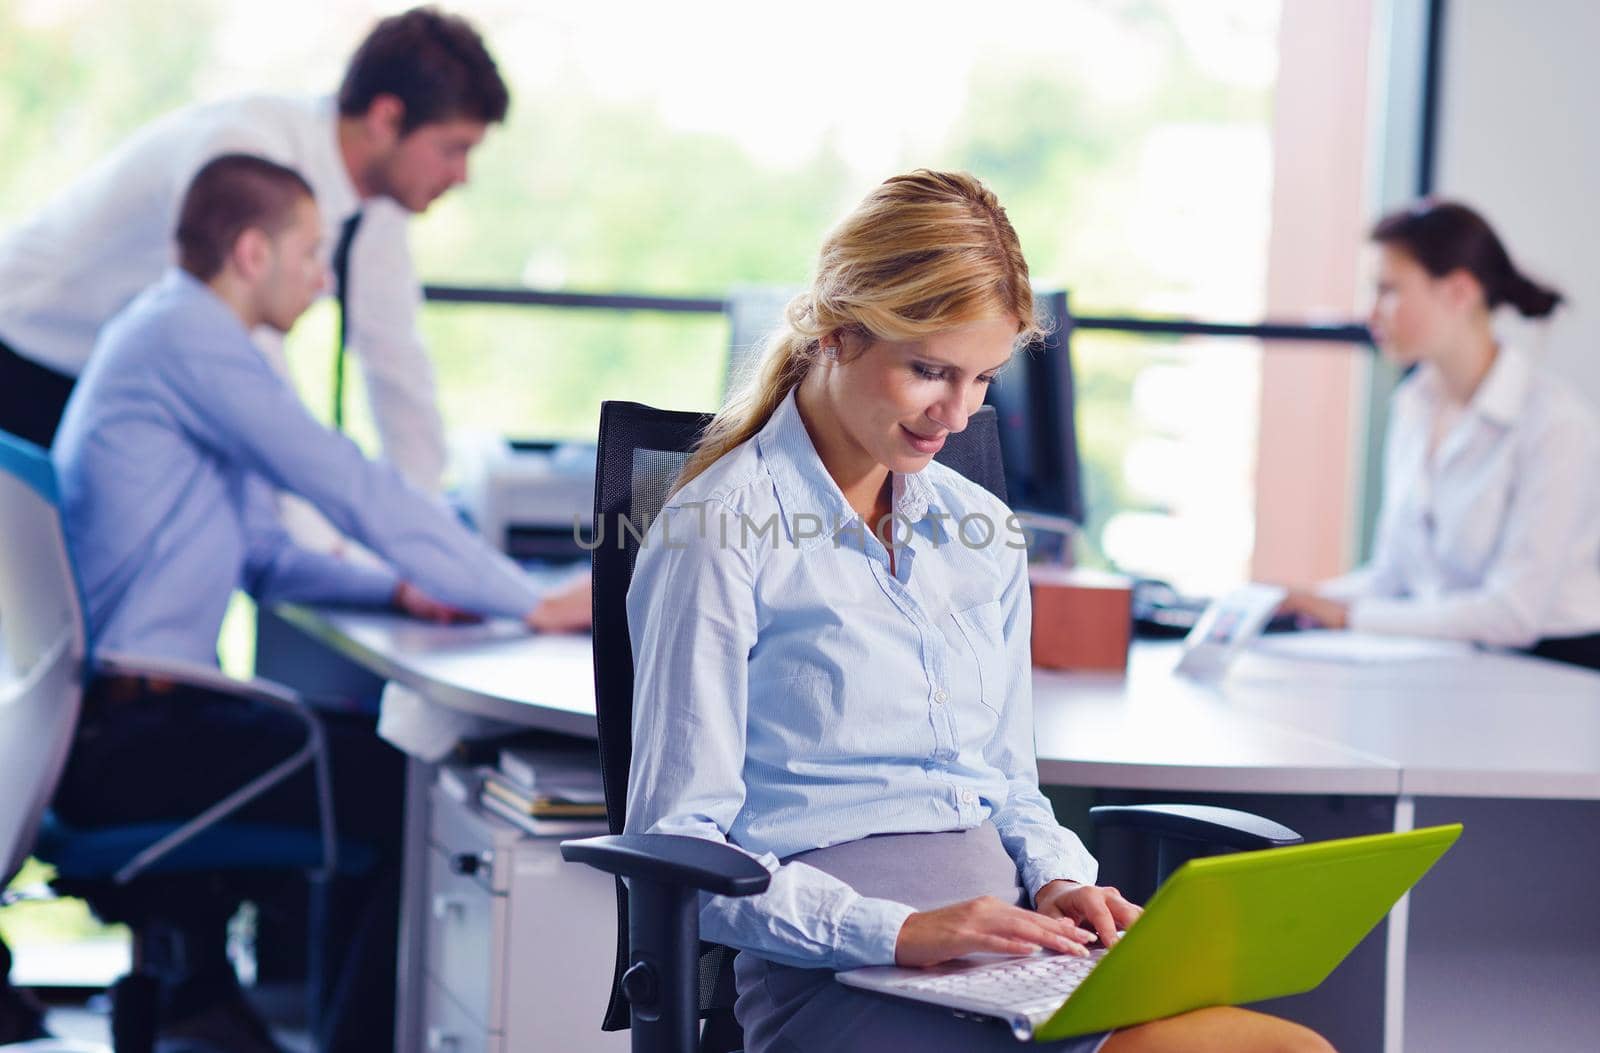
[890,949,1108,1018]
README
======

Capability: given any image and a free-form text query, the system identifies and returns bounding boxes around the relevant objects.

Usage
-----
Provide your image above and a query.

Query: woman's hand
[1033,880,1142,948]
[894,895,1097,968]
[1278,589,1350,630]
[392,581,479,624]
[526,572,593,633]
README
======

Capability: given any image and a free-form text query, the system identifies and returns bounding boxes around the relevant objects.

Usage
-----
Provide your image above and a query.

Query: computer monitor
[985,290,1086,529]
[722,286,797,402]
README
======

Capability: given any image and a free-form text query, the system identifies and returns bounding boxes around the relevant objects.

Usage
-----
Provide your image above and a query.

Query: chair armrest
[1090,803,1302,850]
[561,834,771,898]
[93,650,303,711]
[563,834,767,1048]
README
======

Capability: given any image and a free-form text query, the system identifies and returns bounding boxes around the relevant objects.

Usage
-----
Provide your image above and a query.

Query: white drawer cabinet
[425,845,500,1025]
[423,976,493,1053]
[420,779,628,1051]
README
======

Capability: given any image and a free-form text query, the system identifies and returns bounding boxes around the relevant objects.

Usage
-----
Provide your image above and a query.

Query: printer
[454,435,596,563]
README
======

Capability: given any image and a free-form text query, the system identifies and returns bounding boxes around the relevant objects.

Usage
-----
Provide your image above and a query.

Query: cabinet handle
[431,894,468,921]
[449,850,493,877]
[426,1027,461,1052]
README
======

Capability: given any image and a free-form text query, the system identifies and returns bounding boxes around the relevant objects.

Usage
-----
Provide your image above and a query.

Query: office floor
[41,986,311,1051]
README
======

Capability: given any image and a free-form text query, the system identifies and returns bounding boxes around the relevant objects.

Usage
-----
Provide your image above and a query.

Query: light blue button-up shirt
[624,390,1098,971]
[53,268,543,664]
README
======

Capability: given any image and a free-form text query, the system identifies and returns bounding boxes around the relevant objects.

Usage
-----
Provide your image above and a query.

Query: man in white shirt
[0,6,503,495]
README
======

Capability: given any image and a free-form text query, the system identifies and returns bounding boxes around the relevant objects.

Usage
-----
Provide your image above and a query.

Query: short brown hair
[338,6,509,133]
[176,155,314,280]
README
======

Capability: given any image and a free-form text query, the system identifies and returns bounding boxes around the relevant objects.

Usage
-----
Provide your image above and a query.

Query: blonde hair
[678,169,1042,490]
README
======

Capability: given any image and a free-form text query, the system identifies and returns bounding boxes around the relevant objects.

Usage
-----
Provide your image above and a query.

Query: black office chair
[562,401,1302,1053]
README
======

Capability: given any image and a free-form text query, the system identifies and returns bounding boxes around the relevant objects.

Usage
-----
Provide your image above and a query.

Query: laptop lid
[1036,824,1461,1040]
[1174,583,1286,679]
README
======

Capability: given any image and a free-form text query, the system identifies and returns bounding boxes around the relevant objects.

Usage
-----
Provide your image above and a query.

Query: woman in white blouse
[1281,201,1600,667]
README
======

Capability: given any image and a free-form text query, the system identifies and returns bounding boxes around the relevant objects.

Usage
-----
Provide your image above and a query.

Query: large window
[5,0,1373,985]
[0,0,1287,587]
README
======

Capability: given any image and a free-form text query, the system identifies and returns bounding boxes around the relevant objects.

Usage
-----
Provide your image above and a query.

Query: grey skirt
[732,822,1112,1053]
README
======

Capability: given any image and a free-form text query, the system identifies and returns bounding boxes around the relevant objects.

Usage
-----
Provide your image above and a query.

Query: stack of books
[475,743,608,837]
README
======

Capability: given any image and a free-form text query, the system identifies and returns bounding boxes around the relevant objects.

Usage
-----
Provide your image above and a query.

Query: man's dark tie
[331,210,364,431]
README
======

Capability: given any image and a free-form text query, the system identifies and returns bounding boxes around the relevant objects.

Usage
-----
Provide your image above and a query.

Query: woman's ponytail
[1498,267,1563,319]
[1372,199,1565,320]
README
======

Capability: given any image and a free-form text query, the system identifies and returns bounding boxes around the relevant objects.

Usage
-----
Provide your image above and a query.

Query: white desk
[275,608,596,734]
[1031,640,1600,799]
[1033,642,1600,1052]
[272,609,1600,1053]
[1208,645,1600,799]
[270,606,610,1053]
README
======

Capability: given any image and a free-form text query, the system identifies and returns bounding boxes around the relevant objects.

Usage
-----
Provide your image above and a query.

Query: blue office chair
[563,401,1302,1053]
[0,429,371,1053]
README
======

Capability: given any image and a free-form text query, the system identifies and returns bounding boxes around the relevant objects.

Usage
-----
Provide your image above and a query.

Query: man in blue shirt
[37,154,587,1052]
[53,155,588,658]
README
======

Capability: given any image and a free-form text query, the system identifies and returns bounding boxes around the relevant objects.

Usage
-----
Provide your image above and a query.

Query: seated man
[45,153,588,1052]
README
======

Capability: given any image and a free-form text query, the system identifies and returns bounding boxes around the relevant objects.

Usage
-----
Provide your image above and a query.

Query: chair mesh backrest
[0,431,88,885]
[589,400,1005,1031]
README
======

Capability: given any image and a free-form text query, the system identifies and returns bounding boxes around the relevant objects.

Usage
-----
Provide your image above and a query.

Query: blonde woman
[624,171,1332,1052]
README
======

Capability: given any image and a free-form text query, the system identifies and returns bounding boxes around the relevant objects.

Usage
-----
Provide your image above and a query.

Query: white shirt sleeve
[344,198,447,493]
[1348,402,1600,646]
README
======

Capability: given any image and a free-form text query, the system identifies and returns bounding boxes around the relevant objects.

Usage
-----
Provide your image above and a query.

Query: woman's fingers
[1103,887,1144,929]
[992,906,1092,955]
[972,933,1051,957]
[1076,894,1121,947]
[899,896,1105,966]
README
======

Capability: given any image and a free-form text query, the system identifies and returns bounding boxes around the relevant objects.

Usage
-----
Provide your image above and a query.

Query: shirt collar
[755,389,937,550]
[1412,345,1532,428]
[161,267,246,328]
[1468,346,1532,426]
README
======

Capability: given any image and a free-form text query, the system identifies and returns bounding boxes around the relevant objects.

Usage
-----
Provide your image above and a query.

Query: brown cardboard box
[1029,566,1133,671]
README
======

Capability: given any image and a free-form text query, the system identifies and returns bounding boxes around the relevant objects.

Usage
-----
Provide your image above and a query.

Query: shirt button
[961,789,977,804]
[933,689,949,704]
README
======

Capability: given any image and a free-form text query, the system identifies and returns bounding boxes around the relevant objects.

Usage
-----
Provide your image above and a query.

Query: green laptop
[835,824,1461,1041]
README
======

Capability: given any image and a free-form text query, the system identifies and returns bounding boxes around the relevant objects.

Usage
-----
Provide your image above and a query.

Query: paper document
[1252,630,1476,665]
[377,680,520,760]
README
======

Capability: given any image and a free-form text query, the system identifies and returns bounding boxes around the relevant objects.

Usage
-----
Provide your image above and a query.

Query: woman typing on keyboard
[623,171,1332,1053]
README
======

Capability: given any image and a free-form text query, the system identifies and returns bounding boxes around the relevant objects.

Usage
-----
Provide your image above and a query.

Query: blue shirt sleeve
[623,501,916,970]
[983,541,1100,899]
[160,315,542,620]
[239,476,399,607]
